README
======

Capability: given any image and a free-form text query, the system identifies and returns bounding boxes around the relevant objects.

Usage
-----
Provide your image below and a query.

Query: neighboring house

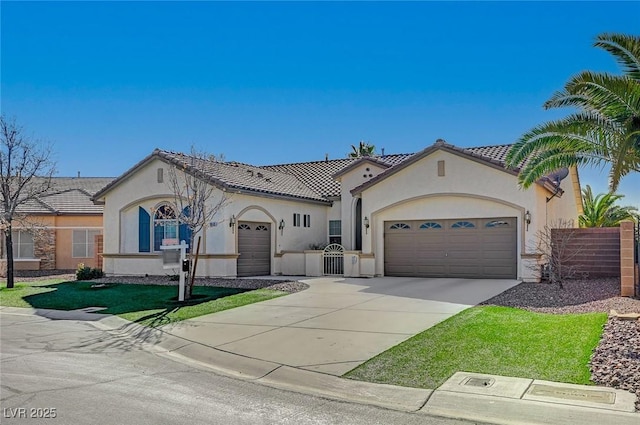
[93,140,582,282]
[0,177,114,274]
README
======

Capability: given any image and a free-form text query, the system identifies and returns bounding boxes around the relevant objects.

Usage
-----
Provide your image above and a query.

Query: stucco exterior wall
[336,161,387,250]
[100,157,332,277]
[8,213,103,271]
[55,215,103,269]
[357,150,575,280]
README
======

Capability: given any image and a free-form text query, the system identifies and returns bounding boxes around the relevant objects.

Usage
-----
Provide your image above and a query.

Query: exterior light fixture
[525,210,531,231]
[279,219,285,235]
[364,216,370,234]
[229,215,236,233]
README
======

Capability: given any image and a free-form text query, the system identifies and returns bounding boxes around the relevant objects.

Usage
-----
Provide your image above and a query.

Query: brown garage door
[237,221,271,277]
[384,217,517,278]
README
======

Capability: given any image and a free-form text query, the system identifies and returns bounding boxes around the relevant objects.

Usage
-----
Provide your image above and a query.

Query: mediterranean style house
[93,140,583,282]
[0,177,114,275]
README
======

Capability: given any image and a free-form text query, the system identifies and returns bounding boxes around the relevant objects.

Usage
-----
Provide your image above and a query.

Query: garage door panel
[447,251,480,260]
[237,221,271,277]
[384,217,517,279]
[483,251,513,260]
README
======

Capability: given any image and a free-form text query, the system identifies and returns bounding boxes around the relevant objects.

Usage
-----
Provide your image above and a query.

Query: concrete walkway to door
[160,277,519,376]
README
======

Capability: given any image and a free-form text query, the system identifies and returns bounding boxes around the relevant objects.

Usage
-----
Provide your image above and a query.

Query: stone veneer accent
[33,229,56,270]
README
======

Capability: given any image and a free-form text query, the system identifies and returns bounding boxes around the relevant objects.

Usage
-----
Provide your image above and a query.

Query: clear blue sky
[2,1,639,207]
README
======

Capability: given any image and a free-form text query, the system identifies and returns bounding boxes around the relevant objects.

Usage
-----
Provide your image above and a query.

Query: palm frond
[516,149,598,188]
[512,33,640,190]
[579,184,638,227]
[545,72,640,122]
[595,33,640,81]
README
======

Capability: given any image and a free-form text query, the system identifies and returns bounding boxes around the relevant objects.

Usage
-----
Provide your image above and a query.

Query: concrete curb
[2,307,638,425]
[422,390,640,425]
[258,366,432,412]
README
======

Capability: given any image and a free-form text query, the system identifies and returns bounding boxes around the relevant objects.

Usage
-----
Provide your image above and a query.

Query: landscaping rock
[479,277,640,314]
[589,318,640,411]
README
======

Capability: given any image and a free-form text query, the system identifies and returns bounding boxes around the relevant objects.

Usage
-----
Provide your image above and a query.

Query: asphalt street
[0,311,486,425]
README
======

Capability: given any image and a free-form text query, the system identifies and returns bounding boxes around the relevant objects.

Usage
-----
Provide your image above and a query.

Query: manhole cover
[528,384,615,404]
[462,377,495,388]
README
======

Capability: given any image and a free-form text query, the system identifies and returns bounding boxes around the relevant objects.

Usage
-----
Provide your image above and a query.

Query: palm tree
[505,33,640,191]
[348,140,376,158]
[578,185,638,227]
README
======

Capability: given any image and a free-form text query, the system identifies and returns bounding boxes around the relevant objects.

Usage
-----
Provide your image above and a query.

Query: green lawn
[0,280,287,327]
[345,306,607,388]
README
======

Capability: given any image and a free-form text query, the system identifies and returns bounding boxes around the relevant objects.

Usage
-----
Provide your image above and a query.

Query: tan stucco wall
[55,215,103,269]
[356,150,579,280]
[336,161,387,250]
[9,214,103,270]
[100,157,332,277]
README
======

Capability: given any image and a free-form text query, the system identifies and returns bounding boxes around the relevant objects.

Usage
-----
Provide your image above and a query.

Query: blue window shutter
[179,207,192,253]
[138,207,151,252]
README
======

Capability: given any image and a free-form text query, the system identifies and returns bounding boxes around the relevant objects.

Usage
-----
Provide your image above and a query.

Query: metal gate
[323,244,344,276]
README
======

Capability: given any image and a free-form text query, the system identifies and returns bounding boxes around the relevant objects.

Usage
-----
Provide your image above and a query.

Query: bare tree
[0,116,56,288]
[528,219,586,288]
[165,146,229,299]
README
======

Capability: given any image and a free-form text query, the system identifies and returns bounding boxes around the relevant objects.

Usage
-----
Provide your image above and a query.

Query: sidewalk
[1,305,637,425]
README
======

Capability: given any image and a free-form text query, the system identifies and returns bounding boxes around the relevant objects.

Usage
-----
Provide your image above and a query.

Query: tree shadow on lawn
[22,281,248,317]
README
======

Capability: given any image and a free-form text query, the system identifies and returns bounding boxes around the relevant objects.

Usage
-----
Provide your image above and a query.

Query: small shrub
[308,242,328,250]
[76,264,105,281]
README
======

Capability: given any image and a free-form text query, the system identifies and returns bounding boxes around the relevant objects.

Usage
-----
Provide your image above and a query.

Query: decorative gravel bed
[481,277,640,411]
[590,319,640,411]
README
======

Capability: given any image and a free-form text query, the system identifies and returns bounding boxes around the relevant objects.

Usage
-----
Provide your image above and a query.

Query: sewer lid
[528,384,615,404]
[462,377,495,388]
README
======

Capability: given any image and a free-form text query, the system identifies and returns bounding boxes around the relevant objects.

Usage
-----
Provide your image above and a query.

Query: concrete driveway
[161,277,519,376]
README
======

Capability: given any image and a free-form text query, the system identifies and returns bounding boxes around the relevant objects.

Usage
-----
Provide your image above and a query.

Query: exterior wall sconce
[525,210,531,231]
[229,215,236,233]
[279,219,285,235]
[364,216,370,234]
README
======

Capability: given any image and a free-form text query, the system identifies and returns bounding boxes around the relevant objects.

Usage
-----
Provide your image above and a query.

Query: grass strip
[345,305,607,388]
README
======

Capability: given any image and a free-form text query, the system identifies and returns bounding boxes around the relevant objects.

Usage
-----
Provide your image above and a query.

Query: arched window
[389,223,411,230]
[486,220,510,228]
[153,205,178,251]
[419,222,442,229]
[451,221,475,229]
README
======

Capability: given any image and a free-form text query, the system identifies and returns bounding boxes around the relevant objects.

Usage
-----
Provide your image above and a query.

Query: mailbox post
[160,241,189,301]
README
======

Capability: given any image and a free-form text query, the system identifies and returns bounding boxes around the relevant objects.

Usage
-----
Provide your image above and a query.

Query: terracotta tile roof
[95,142,523,206]
[261,154,412,198]
[12,177,114,215]
[41,189,107,214]
[48,177,115,196]
[156,150,331,204]
[457,144,517,168]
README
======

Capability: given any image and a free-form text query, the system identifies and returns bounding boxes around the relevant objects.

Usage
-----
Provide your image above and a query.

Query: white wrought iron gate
[323,244,344,276]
